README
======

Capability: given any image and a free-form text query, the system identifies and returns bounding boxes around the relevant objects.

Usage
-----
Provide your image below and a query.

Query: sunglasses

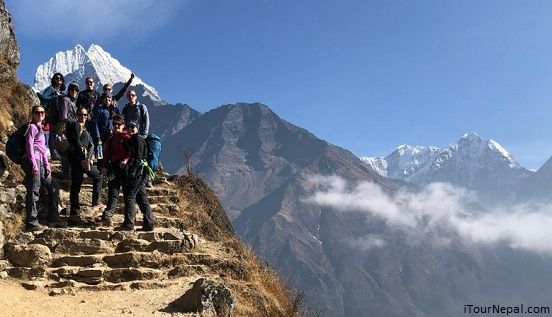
[55,77,63,80]
[114,122,124,127]
[78,113,88,116]
[86,81,94,84]
[34,111,45,115]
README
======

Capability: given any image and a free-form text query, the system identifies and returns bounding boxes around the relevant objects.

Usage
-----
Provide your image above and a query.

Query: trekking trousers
[22,158,60,227]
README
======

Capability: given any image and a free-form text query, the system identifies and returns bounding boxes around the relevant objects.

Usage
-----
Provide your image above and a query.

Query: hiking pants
[68,158,103,214]
[122,172,153,227]
[103,166,124,219]
[22,158,60,227]
[48,131,61,160]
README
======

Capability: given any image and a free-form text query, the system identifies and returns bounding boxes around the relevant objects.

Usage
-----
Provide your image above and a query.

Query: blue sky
[6,0,552,169]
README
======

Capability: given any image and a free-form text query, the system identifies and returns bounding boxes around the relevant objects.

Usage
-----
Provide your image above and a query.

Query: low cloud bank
[305,175,552,254]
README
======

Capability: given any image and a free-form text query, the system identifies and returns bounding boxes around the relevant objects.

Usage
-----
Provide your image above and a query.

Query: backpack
[47,94,69,127]
[6,123,41,165]
[146,133,161,170]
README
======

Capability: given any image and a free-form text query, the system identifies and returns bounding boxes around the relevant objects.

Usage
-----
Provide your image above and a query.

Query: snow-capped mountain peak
[33,44,163,106]
[360,133,531,205]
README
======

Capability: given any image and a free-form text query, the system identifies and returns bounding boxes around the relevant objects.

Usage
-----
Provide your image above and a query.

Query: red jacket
[103,131,130,168]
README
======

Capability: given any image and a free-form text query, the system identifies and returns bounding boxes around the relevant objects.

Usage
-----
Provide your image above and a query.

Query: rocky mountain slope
[362,133,533,206]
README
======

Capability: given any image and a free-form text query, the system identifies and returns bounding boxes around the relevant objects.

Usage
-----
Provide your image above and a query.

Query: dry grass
[167,173,314,316]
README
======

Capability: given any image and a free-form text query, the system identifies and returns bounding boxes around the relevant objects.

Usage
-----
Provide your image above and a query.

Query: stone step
[53,254,103,267]
[47,265,165,285]
[54,238,114,255]
[46,279,180,293]
[146,187,178,196]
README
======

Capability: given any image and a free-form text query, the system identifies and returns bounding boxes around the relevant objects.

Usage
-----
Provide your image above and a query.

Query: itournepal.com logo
[464,304,551,315]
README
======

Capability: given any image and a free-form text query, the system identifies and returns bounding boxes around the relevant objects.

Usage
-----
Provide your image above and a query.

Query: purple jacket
[25,122,50,174]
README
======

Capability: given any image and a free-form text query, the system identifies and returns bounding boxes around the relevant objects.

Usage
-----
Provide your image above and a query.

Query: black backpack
[6,123,42,165]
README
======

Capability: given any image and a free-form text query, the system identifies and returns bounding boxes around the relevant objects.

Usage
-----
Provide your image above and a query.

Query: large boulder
[170,278,235,317]
[6,244,52,267]
[0,0,19,77]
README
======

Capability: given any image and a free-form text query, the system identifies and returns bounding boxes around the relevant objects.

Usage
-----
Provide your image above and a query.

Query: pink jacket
[26,122,50,174]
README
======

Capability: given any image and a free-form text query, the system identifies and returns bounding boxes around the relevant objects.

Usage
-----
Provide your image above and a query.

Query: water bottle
[96,144,103,160]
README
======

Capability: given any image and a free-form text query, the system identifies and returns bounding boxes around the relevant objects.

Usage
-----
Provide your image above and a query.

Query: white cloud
[346,234,387,250]
[305,175,552,254]
[6,0,183,41]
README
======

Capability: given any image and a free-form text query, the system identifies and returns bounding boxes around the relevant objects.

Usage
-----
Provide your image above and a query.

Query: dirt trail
[0,278,203,316]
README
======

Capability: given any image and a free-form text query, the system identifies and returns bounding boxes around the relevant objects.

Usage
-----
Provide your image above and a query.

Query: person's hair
[127,89,136,97]
[103,83,112,91]
[31,105,44,114]
[50,73,66,92]
[85,76,94,82]
[77,107,88,115]
[67,82,79,93]
[112,114,124,124]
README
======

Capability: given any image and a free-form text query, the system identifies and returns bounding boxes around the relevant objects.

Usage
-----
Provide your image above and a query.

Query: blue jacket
[92,103,114,143]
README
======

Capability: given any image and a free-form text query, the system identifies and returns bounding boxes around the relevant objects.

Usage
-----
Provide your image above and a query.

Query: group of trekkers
[16,73,156,232]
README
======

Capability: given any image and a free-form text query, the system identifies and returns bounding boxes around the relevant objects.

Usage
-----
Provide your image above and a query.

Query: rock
[170,278,235,317]
[77,268,104,278]
[182,233,200,249]
[0,0,20,77]
[115,239,150,253]
[147,240,182,254]
[0,271,7,279]
[6,244,51,267]
[79,283,128,292]
[53,255,102,267]
[167,265,205,279]
[103,251,168,268]
[37,229,79,247]
[47,280,76,288]
[111,231,138,241]
[129,281,174,290]
[0,220,3,257]
[55,239,113,255]
[11,232,35,245]
[0,259,9,270]
[49,288,75,296]
[103,268,163,283]
[72,275,103,285]
[79,230,112,240]
[7,267,45,279]
[21,281,42,290]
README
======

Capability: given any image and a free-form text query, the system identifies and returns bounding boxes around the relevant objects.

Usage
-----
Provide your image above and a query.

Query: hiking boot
[48,221,67,228]
[25,224,46,232]
[137,225,154,232]
[68,214,83,227]
[115,224,134,231]
[102,217,113,227]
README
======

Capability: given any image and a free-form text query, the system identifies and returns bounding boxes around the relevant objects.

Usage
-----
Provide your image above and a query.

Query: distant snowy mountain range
[32,44,164,106]
[361,132,533,205]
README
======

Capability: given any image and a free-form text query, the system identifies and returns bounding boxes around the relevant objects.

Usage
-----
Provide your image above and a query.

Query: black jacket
[125,134,148,180]
[76,90,100,114]
[66,121,94,161]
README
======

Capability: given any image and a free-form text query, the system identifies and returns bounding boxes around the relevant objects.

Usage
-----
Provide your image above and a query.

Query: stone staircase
[1,162,221,296]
